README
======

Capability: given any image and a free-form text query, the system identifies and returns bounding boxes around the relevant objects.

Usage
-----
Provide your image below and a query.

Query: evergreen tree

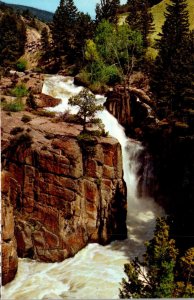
[120,217,194,298]
[95,0,120,24]
[40,27,51,63]
[68,88,103,132]
[0,12,26,66]
[126,0,154,48]
[51,0,78,66]
[74,12,95,66]
[151,0,192,119]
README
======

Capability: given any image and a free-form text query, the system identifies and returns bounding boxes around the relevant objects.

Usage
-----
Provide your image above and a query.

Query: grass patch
[32,110,56,118]
[2,99,25,112]
[10,84,29,97]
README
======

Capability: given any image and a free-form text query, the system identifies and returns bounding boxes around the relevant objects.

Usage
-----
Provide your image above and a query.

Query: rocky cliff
[105,85,194,251]
[105,85,156,137]
[1,110,127,285]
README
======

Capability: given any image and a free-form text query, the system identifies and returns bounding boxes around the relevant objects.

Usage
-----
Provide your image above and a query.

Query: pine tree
[120,217,194,298]
[95,0,120,24]
[151,0,192,120]
[74,12,95,66]
[51,0,78,66]
[40,27,51,63]
[126,0,154,48]
[68,88,103,132]
[119,217,178,298]
[0,12,26,66]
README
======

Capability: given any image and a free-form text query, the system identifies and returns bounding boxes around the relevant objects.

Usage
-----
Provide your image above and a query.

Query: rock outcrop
[2,171,18,285]
[105,84,194,251]
[1,111,127,283]
[105,85,156,136]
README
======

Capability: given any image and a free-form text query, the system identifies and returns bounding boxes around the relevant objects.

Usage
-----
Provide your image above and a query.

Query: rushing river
[2,75,163,299]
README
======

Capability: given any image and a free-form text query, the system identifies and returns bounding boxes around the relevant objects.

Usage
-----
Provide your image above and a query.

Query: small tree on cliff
[68,88,103,132]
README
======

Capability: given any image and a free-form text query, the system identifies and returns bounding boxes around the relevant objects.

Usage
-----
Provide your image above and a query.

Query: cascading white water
[2,75,163,300]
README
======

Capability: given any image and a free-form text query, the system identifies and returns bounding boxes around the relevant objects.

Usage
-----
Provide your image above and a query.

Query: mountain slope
[151,0,194,42]
[0,1,53,22]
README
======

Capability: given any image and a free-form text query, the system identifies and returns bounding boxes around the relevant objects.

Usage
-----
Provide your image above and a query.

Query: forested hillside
[0,1,53,21]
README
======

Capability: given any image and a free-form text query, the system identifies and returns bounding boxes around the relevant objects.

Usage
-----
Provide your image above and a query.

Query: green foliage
[2,99,24,112]
[16,58,27,71]
[119,217,194,298]
[74,12,95,66]
[48,8,94,70]
[95,0,120,24]
[85,39,100,62]
[151,0,192,120]
[40,27,51,63]
[10,84,28,97]
[126,0,154,48]
[68,88,104,131]
[83,20,143,88]
[0,11,26,66]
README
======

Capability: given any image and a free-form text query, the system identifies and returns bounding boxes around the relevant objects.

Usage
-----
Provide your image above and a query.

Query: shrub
[2,99,24,112]
[21,114,32,123]
[16,58,28,72]
[26,92,37,109]
[10,84,28,97]
[32,110,55,118]
[77,132,97,158]
[102,65,121,85]
[10,127,24,135]
[10,133,33,150]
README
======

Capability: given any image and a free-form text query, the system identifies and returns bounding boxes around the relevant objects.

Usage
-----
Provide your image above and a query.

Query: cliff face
[105,85,156,137]
[1,111,127,284]
[106,86,194,250]
[2,170,18,285]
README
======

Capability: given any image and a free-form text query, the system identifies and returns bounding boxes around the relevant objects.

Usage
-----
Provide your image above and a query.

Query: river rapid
[2,75,163,299]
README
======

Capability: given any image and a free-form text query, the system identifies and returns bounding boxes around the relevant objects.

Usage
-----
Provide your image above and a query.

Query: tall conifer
[95,0,120,24]
[151,0,192,119]
[126,0,154,48]
[51,0,78,65]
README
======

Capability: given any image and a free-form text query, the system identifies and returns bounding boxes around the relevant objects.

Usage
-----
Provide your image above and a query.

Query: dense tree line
[126,0,154,48]
[151,0,194,123]
[50,0,94,69]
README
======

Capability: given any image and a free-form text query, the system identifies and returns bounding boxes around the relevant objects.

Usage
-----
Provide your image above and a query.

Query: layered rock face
[105,85,194,250]
[1,111,127,283]
[2,171,18,285]
[105,85,156,137]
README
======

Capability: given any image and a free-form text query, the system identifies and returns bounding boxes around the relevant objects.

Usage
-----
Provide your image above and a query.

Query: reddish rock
[1,110,127,284]
[1,171,18,285]
[34,93,61,108]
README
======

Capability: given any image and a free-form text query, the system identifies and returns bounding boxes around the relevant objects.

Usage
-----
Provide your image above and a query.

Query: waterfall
[2,75,163,300]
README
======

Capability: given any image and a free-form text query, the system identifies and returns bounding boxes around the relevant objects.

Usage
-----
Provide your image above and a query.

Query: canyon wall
[106,86,194,250]
[1,111,127,284]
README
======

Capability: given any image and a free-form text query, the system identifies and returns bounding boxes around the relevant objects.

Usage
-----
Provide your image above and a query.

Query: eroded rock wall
[1,111,127,283]
[2,171,18,285]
